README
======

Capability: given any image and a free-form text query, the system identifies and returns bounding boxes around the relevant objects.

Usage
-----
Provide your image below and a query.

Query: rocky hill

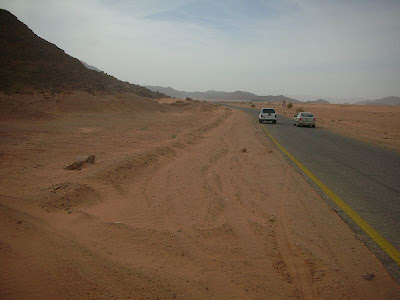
[0,9,164,98]
[146,85,302,103]
[307,99,331,104]
[356,96,400,106]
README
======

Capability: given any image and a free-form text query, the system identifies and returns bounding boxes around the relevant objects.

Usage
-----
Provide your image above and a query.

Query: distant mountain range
[146,86,399,106]
[307,99,331,104]
[80,60,102,72]
[145,86,302,103]
[355,96,400,106]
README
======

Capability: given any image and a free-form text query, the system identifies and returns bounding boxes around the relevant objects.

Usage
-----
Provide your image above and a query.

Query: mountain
[146,86,302,103]
[80,60,102,72]
[146,86,186,98]
[0,9,164,98]
[307,99,331,104]
[356,96,400,106]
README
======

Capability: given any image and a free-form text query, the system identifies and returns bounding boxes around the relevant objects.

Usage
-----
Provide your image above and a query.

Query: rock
[77,155,95,164]
[64,161,83,170]
[241,147,247,153]
[64,155,95,170]
[362,273,375,281]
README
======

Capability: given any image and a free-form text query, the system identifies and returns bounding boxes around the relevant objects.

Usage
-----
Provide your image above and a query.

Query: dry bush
[296,107,304,112]
[287,102,293,108]
[175,100,184,104]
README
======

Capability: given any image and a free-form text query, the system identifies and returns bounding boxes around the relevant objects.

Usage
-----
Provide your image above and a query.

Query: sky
[1,0,400,102]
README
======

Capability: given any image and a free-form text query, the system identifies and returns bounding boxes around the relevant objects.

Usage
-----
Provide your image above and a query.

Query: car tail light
[313,117,316,121]
[299,117,302,120]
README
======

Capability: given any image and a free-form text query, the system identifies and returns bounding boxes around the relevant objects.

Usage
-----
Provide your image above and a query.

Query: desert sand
[1,93,399,299]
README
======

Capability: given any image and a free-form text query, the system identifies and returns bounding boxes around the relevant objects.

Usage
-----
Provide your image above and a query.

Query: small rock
[64,160,84,170]
[362,273,375,281]
[77,155,95,164]
[241,147,247,153]
[65,154,95,170]
[17,220,22,224]
[268,150,273,153]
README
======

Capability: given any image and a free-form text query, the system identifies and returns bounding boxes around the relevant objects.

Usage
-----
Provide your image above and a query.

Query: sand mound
[40,182,99,211]
[0,91,173,121]
[0,93,54,121]
[98,146,176,189]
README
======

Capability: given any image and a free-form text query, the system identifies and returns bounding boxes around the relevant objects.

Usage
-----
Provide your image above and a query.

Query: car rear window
[262,109,275,113]
[302,113,313,117]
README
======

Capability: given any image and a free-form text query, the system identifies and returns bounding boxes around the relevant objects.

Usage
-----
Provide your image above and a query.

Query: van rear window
[262,109,275,113]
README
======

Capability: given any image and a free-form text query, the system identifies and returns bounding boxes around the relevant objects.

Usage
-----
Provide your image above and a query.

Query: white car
[258,108,277,124]
[293,112,316,127]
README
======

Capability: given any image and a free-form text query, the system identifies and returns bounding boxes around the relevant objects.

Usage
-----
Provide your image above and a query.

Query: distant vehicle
[293,112,316,127]
[259,108,277,124]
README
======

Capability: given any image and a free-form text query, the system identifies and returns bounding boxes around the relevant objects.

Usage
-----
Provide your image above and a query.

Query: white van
[258,108,277,124]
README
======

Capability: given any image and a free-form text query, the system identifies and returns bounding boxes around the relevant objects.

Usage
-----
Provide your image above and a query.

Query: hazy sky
[1,0,400,101]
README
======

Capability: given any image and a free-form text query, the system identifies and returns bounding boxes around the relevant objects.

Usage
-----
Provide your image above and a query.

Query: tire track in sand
[276,166,316,300]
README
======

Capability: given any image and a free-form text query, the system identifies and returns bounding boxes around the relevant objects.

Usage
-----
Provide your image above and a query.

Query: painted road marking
[259,122,400,266]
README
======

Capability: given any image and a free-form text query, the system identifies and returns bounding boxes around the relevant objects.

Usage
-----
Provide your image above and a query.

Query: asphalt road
[229,105,400,280]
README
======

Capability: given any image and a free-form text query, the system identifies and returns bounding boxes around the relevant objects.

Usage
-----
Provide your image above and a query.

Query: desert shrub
[296,107,304,112]
[251,103,256,108]
[287,102,293,108]
[175,100,184,103]
[186,97,193,101]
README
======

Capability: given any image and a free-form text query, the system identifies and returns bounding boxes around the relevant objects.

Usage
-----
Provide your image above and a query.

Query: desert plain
[1,92,400,299]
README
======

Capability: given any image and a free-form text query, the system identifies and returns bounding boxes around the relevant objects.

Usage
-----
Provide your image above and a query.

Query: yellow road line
[259,123,400,266]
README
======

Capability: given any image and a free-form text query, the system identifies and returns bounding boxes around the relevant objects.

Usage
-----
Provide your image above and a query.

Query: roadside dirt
[1,97,399,299]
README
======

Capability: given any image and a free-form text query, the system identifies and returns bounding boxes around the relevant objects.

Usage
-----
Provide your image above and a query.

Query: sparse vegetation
[250,103,256,108]
[175,100,184,103]
[296,107,304,112]
[287,102,293,108]
[171,134,177,139]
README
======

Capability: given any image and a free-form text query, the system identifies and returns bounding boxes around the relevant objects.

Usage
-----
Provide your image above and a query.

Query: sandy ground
[232,102,400,153]
[0,95,399,299]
